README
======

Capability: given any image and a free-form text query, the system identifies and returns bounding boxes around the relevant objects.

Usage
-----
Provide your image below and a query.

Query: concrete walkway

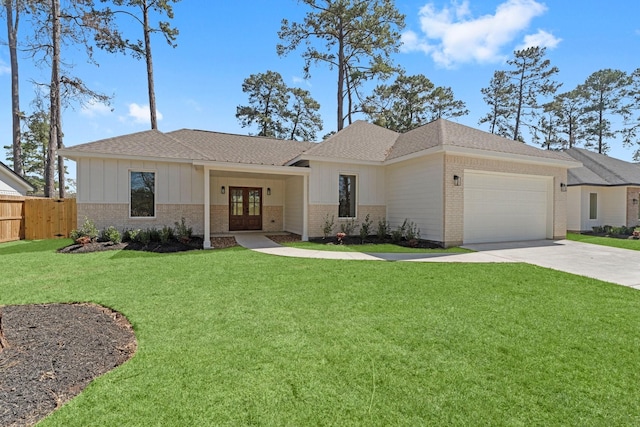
[232,233,640,289]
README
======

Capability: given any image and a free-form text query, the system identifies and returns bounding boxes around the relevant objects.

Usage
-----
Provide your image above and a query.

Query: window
[589,193,597,220]
[339,174,356,218]
[130,171,155,217]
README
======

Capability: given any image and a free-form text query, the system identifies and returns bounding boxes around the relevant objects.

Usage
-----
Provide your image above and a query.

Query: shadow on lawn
[0,239,70,255]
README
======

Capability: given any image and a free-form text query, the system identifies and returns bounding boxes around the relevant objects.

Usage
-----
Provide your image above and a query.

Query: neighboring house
[0,161,33,196]
[60,119,580,248]
[564,147,640,231]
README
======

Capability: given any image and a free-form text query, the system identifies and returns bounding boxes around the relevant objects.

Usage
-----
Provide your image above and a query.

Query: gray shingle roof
[167,130,315,166]
[302,121,398,162]
[565,147,640,186]
[63,129,315,166]
[62,119,578,168]
[389,119,574,162]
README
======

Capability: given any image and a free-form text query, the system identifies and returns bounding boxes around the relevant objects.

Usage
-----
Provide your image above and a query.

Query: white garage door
[463,171,551,244]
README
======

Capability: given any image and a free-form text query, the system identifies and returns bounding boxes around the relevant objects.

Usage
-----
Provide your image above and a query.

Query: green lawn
[567,232,640,251]
[2,239,640,426]
[284,241,472,253]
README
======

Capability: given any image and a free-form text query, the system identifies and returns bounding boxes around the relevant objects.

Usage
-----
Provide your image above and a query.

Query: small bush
[339,218,358,236]
[70,217,99,242]
[160,226,174,244]
[100,226,122,244]
[147,227,161,242]
[123,229,140,242]
[322,214,335,239]
[404,220,421,241]
[175,218,193,242]
[135,229,151,245]
[359,214,372,243]
[377,218,389,240]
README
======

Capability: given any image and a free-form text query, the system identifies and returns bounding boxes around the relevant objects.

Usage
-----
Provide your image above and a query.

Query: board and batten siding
[308,161,385,206]
[572,185,626,231]
[386,154,444,242]
[77,158,204,204]
[284,176,304,235]
[209,176,284,207]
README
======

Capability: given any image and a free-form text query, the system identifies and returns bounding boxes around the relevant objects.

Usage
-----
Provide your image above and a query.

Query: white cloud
[402,0,558,68]
[80,100,112,118]
[292,76,312,87]
[517,29,561,50]
[128,103,163,124]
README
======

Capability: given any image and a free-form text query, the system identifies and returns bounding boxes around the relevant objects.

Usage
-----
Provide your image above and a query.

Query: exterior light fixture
[560,183,567,192]
[453,175,461,186]
[267,187,271,195]
[634,198,639,206]
[221,186,226,194]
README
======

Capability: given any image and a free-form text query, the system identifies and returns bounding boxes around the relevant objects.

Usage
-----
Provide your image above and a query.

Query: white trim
[294,155,384,166]
[59,150,194,164]
[192,160,310,176]
[203,167,211,249]
[129,169,157,219]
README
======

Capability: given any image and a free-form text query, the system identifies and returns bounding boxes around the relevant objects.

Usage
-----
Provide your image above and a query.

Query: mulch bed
[309,235,443,249]
[57,236,239,254]
[0,303,137,427]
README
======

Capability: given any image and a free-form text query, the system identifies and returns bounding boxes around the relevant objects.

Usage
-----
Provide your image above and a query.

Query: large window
[339,174,356,218]
[589,193,597,220]
[130,171,155,217]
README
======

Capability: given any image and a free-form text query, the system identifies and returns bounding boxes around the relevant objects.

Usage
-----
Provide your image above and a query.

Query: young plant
[175,218,193,243]
[100,226,122,244]
[322,214,335,239]
[377,218,389,241]
[339,218,358,236]
[359,213,372,243]
[70,217,99,242]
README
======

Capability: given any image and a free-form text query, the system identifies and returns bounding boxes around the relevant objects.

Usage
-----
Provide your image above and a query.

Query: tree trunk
[143,0,157,130]
[6,0,22,176]
[336,20,345,131]
[57,96,65,198]
[45,0,60,198]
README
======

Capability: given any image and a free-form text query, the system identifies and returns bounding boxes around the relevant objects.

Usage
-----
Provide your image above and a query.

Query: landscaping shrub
[339,218,358,236]
[174,218,193,242]
[70,217,99,242]
[391,220,406,243]
[100,226,122,244]
[160,226,174,244]
[322,214,335,239]
[123,229,140,242]
[377,218,389,240]
[359,213,372,243]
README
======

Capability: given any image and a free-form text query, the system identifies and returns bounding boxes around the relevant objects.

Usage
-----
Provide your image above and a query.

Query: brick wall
[626,187,640,227]
[78,203,204,235]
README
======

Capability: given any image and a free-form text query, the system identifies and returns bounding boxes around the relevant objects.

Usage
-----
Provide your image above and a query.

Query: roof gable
[302,121,399,162]
[565,147,640,186]
[0,161,34,193]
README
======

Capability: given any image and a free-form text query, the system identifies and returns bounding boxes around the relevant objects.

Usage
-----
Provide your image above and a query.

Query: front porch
[196,161,310,249]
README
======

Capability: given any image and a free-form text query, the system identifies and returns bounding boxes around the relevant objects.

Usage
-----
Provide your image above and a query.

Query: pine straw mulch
[0,303,137,427]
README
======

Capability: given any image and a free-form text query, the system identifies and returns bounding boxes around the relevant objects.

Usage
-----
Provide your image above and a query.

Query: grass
[284,241,472,253]
[567,232,640,251]
[2,239,640,425]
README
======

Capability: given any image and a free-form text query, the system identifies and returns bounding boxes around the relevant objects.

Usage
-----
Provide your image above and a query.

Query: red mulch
[0,303,137,427]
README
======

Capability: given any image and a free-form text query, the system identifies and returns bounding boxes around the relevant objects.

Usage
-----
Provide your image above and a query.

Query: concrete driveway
[462,239,640,290]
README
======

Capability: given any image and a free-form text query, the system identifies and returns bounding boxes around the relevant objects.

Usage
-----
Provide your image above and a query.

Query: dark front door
[229,187,262,231]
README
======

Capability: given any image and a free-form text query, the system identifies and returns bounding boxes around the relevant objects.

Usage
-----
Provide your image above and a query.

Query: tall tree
[45,0,60,198]
[579,69,630,154]
[236,71,323,140]
[285,87,323,141]
[621,68,640,160]
[428,86,469,122]
[95,0,180,129]
[277,0,405,131]
[236,71,290,138]
[479,70,516,137]
[541,88,589,150]
[4,0,23,176]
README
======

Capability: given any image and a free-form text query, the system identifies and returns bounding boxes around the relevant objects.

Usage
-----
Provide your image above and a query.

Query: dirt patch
[266,233,302,244]
[0,303,137,427]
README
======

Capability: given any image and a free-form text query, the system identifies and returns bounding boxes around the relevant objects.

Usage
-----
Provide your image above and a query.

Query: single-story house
[60,119,580,248]
[0,161,33,196]
[565,147,640,231]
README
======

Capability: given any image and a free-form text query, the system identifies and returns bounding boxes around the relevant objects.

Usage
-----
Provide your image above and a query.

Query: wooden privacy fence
[0,196,77,243]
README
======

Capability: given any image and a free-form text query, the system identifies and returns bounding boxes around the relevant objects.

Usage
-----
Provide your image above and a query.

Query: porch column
[203,167,211,249]
[302,174,309,241]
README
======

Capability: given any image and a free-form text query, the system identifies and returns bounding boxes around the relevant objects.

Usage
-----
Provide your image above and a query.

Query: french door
[229,187,262,231]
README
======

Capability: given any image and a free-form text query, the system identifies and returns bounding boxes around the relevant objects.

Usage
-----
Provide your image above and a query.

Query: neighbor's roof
[565,147,640,186]
[61,129,314,166]
[0,160,34,192]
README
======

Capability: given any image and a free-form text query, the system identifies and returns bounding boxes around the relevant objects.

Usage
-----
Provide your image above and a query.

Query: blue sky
[1,0,640,174]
